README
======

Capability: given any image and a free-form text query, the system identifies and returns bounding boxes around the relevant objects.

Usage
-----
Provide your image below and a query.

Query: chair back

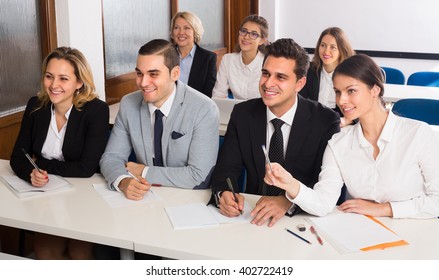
[392,98,439,125]
[407,71,439,87]
[381,67,405,85]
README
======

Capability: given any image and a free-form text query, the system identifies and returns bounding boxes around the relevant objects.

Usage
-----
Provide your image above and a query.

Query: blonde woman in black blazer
[171,11,217,97]
[10,47,109,260]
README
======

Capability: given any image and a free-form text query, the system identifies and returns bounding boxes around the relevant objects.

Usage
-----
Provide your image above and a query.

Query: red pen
[151,184,162,187]
[310,226,323,245]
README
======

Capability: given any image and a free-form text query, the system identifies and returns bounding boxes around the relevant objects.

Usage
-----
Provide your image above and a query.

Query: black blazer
[299,63,343,117]
[211,96,340,196]
[187,44,217,98]
[10,96,109,182]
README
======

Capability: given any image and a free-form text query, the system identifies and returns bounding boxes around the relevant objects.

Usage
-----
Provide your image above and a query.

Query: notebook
[1,174,72,199]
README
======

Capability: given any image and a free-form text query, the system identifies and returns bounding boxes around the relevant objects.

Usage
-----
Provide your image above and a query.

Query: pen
[226,177,243,215]
[261,145,272,172]
[310,226,324,245]
[127,171,161,186]
[21,148,42,173]
[285,228,312,245]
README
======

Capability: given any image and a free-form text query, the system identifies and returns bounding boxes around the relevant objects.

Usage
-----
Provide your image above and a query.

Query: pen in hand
[310,226,324,245]
[226,177,243,215]
[21,148,42,173]
[261,145,272,173]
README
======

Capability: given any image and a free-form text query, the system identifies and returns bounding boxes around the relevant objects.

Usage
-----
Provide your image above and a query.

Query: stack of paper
[308,212,408,254]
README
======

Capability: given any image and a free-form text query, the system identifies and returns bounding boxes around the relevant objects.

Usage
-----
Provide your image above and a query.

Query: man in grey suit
[100,39,219,200]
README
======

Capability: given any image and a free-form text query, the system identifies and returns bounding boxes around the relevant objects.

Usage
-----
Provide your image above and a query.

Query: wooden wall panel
[0,111,23,160]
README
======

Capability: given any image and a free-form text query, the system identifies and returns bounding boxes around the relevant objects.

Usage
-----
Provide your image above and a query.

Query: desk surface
[384,84,439,103]
[1,159,438,260]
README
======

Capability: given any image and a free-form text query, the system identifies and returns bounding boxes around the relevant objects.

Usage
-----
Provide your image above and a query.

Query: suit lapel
[162,82,184,165]
[285,96,312,167]
[187,45,202,86]
[249,100,268,193]
[35,104,52,152]
[140,98,154,166]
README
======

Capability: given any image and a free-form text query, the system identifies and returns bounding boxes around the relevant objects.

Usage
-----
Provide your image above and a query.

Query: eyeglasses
[238,28,261,40]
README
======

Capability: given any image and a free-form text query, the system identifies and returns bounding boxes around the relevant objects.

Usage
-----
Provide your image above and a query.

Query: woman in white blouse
[264,54,439,219]
[212,14,268,100]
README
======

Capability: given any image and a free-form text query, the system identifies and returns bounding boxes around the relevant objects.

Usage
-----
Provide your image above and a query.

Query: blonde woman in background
[171,11,217,97]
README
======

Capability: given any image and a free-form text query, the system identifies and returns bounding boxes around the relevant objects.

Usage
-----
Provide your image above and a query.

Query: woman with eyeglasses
[170,11,217,98]
[212,14,268,100]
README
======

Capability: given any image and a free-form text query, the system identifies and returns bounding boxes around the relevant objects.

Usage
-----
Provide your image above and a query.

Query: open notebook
[1,174,72,199]
[307,211,408,254]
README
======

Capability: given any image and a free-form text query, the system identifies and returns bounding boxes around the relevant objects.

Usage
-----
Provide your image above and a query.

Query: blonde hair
[170,11,204,44]
[37,47,97,111]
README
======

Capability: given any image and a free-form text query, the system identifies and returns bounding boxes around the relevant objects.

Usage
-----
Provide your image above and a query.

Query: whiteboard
[274,0,439,55]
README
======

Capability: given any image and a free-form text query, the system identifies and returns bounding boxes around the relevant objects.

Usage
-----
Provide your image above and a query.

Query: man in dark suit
[211,38,340,226]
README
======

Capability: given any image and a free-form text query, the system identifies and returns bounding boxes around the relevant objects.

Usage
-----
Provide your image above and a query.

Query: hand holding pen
[22,148,48,187]
[217,177,244,217]
[119,171,151,200]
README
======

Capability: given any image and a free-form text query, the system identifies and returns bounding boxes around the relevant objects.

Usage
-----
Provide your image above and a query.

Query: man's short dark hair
[138,39,180,72]
[263,38,310,79]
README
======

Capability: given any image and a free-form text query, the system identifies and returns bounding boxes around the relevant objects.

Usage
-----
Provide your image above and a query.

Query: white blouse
[291,111,439,219]
[41,105,73,161]
[212,51,263,100]
[317,68,336,109]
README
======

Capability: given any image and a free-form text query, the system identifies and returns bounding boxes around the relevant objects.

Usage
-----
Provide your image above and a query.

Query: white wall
[259,0,439,80]
[55,0,106,101]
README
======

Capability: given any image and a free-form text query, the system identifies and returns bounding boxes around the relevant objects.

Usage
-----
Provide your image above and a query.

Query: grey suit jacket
[100,81,219,189]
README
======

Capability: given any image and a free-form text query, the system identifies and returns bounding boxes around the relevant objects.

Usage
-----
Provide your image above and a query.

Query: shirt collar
[51,103,73,119]
[266,99,298,127]
[355,110,393,148]
[239,51,263,70]
[147,85,176,118]
[178,44,196,59]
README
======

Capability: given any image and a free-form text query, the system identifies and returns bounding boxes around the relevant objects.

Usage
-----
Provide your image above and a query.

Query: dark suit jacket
[10,96,109,182]
[187,44,217,98]
[211,96,340,198]
[299,63,343,117]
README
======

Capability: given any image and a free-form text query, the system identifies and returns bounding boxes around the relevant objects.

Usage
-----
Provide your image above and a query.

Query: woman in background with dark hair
[170,11,217,97]
[212,14,268,100]
[300,27,355,126]
[265,54,439,219]
[10,46,109,259]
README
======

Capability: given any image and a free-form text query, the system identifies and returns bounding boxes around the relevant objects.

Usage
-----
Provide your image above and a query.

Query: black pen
[226,177,243,215]
[21,148,42,173]
[285,228,312,245]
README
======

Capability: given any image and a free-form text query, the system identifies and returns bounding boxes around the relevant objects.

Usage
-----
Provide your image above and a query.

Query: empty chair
[392,98,439,125]
[381,67,405,85]
[407,71,439,87]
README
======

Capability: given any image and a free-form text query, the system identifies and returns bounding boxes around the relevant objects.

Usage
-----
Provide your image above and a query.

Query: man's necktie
[154,109,164,166]
[266,118,284,196]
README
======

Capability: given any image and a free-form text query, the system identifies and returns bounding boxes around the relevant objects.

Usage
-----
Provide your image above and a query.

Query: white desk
[384,84,439,103]
[2,159,439,260]
[0,160,135,252]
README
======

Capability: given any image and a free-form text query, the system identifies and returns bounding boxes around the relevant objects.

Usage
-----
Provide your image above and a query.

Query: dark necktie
[154,109,164,166]
[266,118,284,196]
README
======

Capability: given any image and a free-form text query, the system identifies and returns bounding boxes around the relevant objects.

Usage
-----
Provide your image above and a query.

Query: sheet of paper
[165,202,219,229]
[308,212,406,254]
[207,203,253,224]
[93,183,160,208]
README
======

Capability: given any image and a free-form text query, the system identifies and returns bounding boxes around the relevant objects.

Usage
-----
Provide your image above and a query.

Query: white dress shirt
[212,51,263,100]
[317,68,336,109]
[41,105,73,161]
[291,111,439,219]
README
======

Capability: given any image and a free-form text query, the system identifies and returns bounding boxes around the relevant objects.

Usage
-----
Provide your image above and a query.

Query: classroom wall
[55,0,106,101]
[259,0,439,80]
